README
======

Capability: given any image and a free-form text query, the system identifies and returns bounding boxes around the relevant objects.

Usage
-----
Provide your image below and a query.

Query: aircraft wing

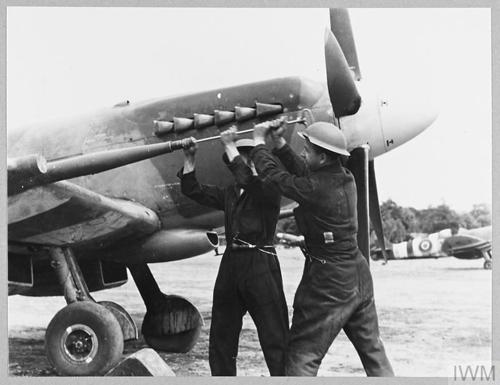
[8,180,160,248]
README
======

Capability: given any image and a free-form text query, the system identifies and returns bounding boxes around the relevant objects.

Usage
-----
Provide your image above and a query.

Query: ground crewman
[178,127,288,376]
[250,120,394,377]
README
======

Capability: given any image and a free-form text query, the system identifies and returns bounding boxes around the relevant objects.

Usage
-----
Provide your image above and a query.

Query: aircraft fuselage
[8,75,436,257]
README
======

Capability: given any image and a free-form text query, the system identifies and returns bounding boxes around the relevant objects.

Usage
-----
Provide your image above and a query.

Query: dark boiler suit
[177,155,288,376]
[250,143,394,377]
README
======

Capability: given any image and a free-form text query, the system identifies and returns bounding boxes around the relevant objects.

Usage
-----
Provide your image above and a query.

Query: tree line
[277,200,491,244]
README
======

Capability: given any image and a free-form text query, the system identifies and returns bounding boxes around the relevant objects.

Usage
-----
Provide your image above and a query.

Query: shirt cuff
[272,143,291,157]
[226,155,246,170]
[177,167,195,179]
[250,143,268,157]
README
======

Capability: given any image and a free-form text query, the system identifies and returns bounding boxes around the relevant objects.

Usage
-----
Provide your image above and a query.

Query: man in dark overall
[178,127,289,376]
[250,120,394,376]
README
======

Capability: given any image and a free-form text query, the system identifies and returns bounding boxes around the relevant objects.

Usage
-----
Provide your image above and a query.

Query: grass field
[9,247,491,376]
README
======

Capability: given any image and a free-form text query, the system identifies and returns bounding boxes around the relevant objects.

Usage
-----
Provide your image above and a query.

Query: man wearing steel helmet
[178,127,288,376]
[250,120,394,377]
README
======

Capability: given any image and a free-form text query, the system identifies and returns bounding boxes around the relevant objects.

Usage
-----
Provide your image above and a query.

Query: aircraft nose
[379,84,439,152]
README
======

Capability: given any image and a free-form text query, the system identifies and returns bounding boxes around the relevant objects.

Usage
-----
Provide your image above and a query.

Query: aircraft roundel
[419,239,432,252]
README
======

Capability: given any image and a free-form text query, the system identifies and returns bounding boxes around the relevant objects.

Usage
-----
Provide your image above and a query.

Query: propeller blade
[369,160,389,263]
[346,146,370,263]
[329,9,362,81]
[324,28,361,118]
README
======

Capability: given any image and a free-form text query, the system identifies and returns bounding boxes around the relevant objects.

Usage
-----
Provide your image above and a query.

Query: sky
[6,7,491,212]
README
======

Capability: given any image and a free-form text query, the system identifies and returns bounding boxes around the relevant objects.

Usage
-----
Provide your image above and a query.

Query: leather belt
[230,242,274,250]
[230,237,276,255]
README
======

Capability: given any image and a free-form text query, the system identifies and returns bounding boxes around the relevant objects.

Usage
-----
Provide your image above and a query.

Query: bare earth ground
[8,247,491,377]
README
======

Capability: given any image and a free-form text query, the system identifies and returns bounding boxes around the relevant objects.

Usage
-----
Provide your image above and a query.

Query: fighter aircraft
[7,9,438,375]
[371,226,492,269]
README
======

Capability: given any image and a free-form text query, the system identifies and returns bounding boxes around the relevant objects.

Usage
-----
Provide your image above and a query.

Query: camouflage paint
[8,77,331,240]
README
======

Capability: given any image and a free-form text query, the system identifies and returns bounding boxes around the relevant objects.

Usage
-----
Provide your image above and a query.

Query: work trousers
[286,250,394,377]
[209,248,289,376]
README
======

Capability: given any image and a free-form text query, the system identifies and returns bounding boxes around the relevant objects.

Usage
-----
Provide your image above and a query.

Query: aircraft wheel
[484,260,492,270]
[142,294,203,353]
[98,301,138,341]
[45,301,124,376]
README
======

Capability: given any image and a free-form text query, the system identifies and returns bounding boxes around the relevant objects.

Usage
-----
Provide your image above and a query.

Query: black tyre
[142,294,203,353]
[98,301,138,341]
[45,301,124,376]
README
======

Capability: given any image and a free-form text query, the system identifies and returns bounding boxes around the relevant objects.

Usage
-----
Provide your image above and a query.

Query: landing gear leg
[482,249,492,270]
[49,247,93,303]
[128,263,203,353]
[45,247,124,376]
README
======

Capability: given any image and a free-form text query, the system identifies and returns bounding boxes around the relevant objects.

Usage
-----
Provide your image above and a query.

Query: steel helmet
[298,122,350,156]
[222,138,255,163]
[234,138,255,151]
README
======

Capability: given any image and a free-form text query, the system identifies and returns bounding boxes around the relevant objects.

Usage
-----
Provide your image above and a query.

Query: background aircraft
[7,9,437,375]
[371,226,492,269]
